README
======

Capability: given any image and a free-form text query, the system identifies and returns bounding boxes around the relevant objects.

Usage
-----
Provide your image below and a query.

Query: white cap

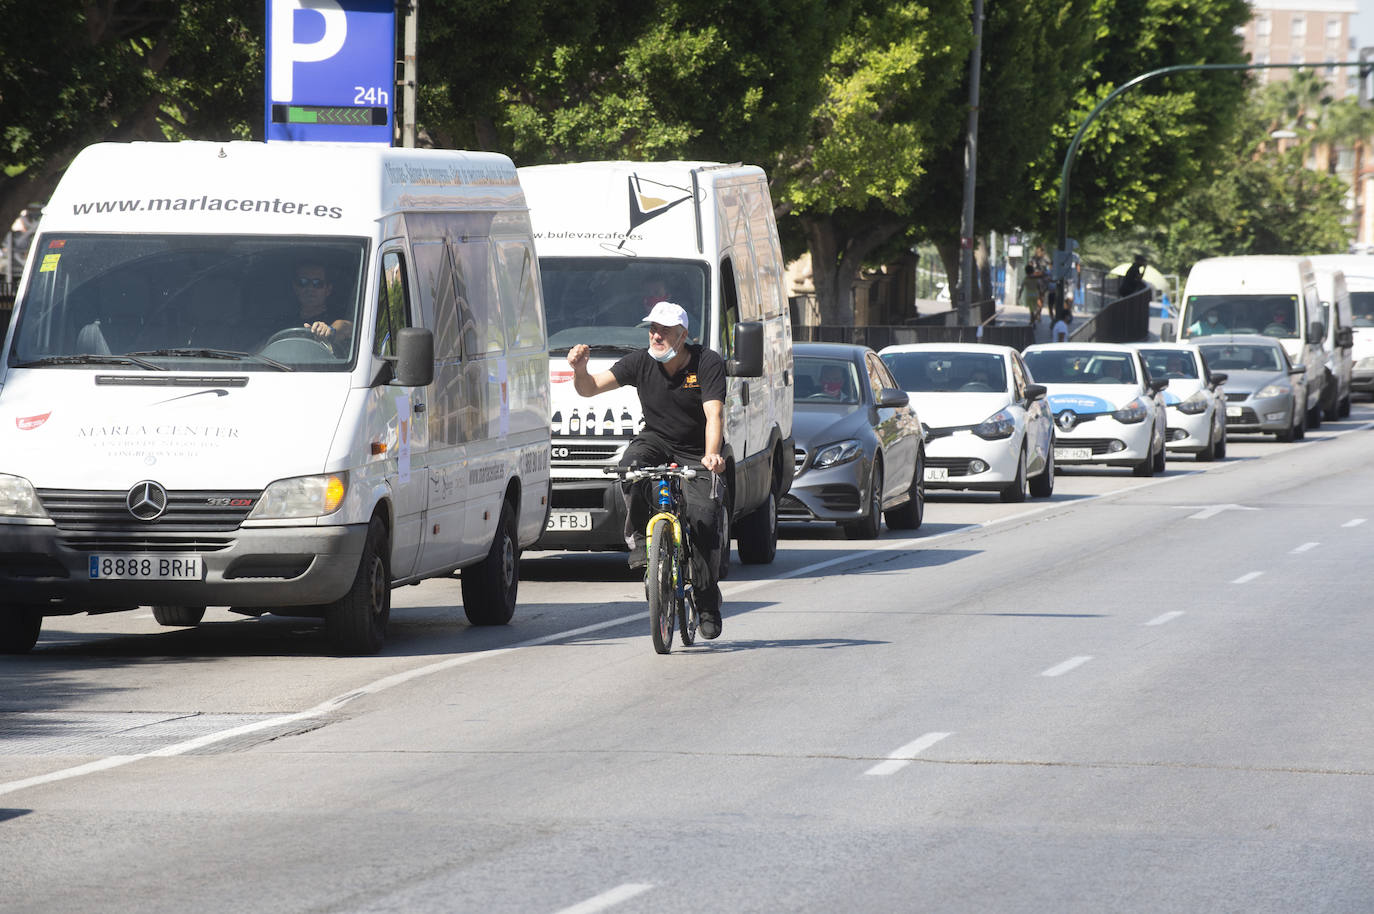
[641,301,689,332]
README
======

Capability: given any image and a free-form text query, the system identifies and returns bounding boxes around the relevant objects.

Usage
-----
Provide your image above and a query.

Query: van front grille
[37,489,259,532]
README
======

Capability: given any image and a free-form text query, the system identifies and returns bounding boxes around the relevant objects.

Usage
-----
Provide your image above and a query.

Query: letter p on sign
[270,0,348,102]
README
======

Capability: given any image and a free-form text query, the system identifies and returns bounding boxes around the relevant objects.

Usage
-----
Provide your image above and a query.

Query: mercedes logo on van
[126,481,169,521]
[1056,410,1079,432]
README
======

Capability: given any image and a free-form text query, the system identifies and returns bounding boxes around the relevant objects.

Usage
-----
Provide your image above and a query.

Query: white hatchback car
[1130,342,1228,461]
[1021,342,1169,477]
[880,343,1054,501]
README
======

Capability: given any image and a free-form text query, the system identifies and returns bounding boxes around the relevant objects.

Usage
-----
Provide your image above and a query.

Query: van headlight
[812,439,862,469]
[1112,397,1149,424]
[0,474,46,518]
[1176,391,1210,415]
[248,472,348,519]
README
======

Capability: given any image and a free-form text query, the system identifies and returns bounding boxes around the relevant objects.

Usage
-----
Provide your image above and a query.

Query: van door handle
[741,381,750,406]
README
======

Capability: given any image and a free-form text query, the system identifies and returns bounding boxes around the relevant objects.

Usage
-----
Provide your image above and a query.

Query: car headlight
[812,439,862,469]
[1256,384,1289,399]
[972,407,1016,440]
[1176,391,1210,415]
[1112,396,1149,424]
[0,474,46,518]
[248,472,348,519]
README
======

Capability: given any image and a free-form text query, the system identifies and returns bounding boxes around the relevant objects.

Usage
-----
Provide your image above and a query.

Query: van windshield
[1351,291,1374,327]
[1180,294,1301,340]
[9,234,367,371]
[539,257,709,352]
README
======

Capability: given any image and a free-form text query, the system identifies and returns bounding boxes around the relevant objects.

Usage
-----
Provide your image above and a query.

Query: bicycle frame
[608,464,700,652]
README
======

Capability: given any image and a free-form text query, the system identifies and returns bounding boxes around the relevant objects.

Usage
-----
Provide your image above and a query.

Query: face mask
[823,381,842,396]
[1206,314,1218,324]
[651,346,677,363]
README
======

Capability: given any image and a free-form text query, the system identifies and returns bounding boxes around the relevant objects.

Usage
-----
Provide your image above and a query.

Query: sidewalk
[993,299,1090,344]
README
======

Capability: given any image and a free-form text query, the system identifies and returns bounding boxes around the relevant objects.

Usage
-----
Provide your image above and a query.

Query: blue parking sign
[265,0,395,144]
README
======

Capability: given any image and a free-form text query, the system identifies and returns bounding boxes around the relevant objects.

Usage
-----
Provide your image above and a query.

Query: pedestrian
[1052,308,1070,343]
[1119,254,1148,299]
[1024,245,1051,323]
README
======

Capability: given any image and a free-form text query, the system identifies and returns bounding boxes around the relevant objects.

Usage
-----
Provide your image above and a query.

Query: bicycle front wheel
[646,517,677,654]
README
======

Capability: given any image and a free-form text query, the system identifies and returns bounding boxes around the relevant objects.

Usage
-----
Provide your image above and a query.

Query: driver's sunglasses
[296,277,327,289]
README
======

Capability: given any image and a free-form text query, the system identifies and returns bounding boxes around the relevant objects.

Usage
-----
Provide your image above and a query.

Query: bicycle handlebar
[603,463,700,482]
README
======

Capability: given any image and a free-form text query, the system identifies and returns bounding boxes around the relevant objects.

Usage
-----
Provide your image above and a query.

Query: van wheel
[463,500,519,625]
[151,605,206,627]
[0,608,42,654]
[716,483,732,580]
[1307,401,1322,429]
[735,491,778,564]
[326,516,391,655]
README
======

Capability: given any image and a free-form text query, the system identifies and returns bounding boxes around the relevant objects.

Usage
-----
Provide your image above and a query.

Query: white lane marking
[1232,571,1263,584]
[1041,656,1093,677]
[553,883,654,914]
[1145,611,1185,626]
[1173,503,1259,520]
[1343,518,1366,528]
[864,732,952,776]
[1291,542,1319,554]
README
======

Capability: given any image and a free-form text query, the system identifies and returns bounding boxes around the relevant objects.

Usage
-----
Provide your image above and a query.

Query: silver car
[1195,335,1308,441]
[783,343,925,539]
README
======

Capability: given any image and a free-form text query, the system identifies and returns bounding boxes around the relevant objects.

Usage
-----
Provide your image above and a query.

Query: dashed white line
[1145,611,1185,626]
[1291,542,1319,554]
[1231,571,1263,584]
[1041,656,1093,677]
[1343,518,1366,528]
[864,732,953,776]
[553,883,654,914]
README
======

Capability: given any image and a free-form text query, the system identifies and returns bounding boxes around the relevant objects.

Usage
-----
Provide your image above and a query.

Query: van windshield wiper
[127,348,294,371]
[14,353,165,370]
[549,343,640,355]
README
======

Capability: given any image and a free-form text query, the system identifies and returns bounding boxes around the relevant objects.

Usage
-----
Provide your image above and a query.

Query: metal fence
[1068,288,1150,343]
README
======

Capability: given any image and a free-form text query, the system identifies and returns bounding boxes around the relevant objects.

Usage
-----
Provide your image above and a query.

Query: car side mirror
[1209,372,1228,387]
[727,321,763,377]
[1309,321,1325,342]
[1289,366,1306,376]
[1160,321,1176,342]
[876,387,909,408]
[391,327,434,387]
[1149,378,1169,393]
[1024,383,1047,401]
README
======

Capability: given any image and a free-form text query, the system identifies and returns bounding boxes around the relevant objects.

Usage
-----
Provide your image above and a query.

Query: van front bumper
[0,523,368,613]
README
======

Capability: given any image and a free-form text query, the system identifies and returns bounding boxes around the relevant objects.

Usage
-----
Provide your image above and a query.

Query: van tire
[326,516,391,655]
[735,491,778,564]
[462,500,519,626]
[0,608,42,654]
[716,485,732,580]
[151,605,206,627]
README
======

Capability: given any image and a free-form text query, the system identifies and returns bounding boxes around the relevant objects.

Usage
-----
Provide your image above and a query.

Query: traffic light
[1360,48,1374,109]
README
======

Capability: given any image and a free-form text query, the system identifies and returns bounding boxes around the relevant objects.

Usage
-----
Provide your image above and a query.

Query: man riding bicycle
[566,301,727,639]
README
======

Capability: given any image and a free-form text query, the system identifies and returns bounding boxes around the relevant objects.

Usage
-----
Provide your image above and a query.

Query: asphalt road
[2,405,1373,913]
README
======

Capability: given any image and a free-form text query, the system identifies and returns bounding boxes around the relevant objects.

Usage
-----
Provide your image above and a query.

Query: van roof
[1184,255,1313,296]
[43,141,526,237]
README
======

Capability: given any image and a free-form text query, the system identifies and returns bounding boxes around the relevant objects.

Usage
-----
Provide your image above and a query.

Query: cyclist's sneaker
[697,584,723,639]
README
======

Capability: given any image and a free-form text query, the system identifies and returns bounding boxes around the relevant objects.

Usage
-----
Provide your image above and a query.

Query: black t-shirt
[611,344,727,457]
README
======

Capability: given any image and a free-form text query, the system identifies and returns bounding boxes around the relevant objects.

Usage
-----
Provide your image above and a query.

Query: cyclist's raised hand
[567,343,591,370]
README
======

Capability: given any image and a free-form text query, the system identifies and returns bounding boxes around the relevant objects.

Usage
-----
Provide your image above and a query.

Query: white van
[1308,254,1362,416]
[1171,255,1326,427]
[518,161,793,565]
[0,141,551,654]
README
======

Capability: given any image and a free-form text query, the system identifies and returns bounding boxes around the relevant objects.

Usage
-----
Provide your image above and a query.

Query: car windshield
[1351,291,1374,327]
[1023,349,1137,384]
[1138,348,1199,379]
[1181,293,1301,340]
[1197,343,1284,372]
[9,233,366,371]
[880,350,1007,392]
[539,257,709,352]
[795,356,861,405]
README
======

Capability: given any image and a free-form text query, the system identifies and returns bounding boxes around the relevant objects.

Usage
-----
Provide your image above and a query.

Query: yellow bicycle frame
[645,511,682,551]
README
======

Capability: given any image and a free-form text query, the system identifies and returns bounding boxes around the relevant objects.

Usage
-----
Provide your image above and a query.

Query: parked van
[518,161,793,564]
[1308,254,1365,416]
[0,141,551,654]
[1170,255,1326,427]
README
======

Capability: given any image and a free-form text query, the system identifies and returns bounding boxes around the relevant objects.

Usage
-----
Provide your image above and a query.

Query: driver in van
[566,300,728,639]
[289,261,352,351]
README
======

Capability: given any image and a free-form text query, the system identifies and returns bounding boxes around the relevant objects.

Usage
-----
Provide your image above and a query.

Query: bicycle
[606,463,701,654]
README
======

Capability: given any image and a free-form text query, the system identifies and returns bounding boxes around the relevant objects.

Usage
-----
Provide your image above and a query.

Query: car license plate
[1226,405,1242,418]
[1055,447,1092,460]
[89,554,203,581]
[546,510,592,531]
[924,466,949,482]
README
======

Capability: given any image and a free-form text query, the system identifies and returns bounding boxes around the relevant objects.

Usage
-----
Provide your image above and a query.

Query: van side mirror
[1309,321,1325,342]
[1338,327,1354,348]
[392,327,434,387]
[727,321,764,377]
[1160,321,1176,342]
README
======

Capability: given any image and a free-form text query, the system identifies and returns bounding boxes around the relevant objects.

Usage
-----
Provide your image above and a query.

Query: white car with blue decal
[1129,342,1228,461]
[1022,343,1168,477]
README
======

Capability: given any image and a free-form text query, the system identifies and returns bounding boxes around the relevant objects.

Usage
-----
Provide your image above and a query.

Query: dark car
[782,342,926,538]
